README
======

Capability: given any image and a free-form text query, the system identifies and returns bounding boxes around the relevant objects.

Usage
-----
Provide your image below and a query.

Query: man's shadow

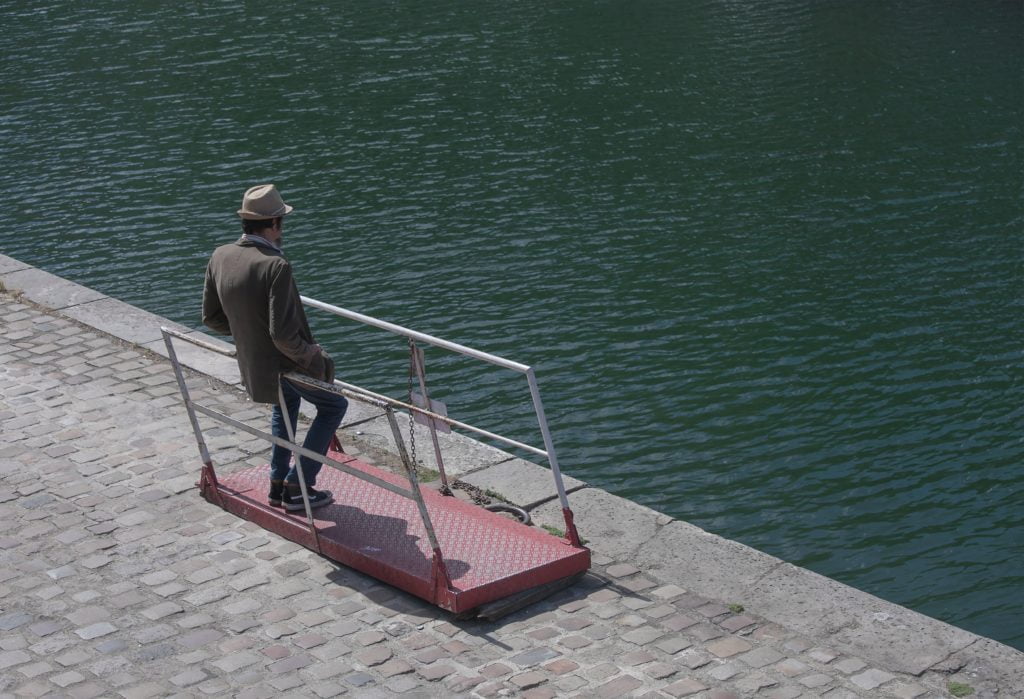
[313,503,470,583]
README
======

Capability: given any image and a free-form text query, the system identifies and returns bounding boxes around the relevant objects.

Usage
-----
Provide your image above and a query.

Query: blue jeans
[270,377,348,486]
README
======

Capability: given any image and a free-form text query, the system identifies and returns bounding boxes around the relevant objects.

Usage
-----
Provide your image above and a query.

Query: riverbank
[1,253,1021,698]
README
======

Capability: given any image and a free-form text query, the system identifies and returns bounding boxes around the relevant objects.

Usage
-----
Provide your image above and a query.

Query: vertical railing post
[384,406,453,604]
[410,342,450,494]
[526,368,582,547]
[162,330,221,505]
[277,381,321,552]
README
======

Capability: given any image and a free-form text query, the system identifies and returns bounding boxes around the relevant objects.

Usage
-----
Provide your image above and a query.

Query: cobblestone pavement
[0,295,1004,698]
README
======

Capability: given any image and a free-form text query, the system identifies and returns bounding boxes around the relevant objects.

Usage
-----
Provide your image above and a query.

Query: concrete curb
[2,252,1021,695]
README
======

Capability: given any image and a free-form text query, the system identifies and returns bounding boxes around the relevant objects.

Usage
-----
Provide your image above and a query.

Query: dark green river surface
[2,1,1022,648]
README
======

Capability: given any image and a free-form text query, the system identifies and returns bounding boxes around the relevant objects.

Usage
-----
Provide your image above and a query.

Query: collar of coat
[237,234,283,254]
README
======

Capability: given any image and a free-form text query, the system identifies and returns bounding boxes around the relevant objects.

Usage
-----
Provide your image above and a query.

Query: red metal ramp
[210,449,590,614]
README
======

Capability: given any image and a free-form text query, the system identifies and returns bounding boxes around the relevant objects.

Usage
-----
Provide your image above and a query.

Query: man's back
[203,238,320,403]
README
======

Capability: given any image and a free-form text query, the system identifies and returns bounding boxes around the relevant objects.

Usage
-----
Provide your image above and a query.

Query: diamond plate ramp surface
[212,449,590,613]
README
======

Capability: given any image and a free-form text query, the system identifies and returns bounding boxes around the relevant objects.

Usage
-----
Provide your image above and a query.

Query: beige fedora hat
[237,184,294,220]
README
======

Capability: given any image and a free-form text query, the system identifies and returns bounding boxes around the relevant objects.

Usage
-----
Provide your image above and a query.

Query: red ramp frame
[210,448,590,614]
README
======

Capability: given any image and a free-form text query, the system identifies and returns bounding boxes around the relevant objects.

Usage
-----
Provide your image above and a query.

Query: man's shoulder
[210,241,288,266]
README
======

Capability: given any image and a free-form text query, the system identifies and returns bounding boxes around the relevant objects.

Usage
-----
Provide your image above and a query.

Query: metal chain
[407,338,417,471]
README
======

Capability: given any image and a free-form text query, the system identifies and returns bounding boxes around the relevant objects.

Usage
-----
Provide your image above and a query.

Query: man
[203,184,346,511]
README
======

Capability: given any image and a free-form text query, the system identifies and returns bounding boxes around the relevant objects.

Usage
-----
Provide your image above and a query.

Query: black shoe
[268,480,285,507]
[283,486,333,511]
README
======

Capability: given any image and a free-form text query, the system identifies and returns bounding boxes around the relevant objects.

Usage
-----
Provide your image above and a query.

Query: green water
[2,1,1021,647]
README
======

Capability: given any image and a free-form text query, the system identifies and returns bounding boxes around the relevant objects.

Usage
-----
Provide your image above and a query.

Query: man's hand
[307,345,335,384]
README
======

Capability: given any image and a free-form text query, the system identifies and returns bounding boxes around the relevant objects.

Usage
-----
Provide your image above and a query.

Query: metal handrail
[301,296,530,372]
[162,327,236,357]
[161,327,451,570]
[299,296,576,525]
[168,295,583,547]
[162,327,548,458]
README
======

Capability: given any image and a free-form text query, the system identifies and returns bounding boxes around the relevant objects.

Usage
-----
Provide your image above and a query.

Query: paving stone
[891,682,929,698]
[19,660,54,677]
[480,662,513,678]
[621,649,657,666]
[543,658,579,675]
[663,613,700,631]
[833,657,867,674]
[735,670,779,693]
[559,635,592,650]
[96,639,128,654]
[605,564,639,577]
[797,672,833,688]
[352,629,385,646]
[678,649,712,670]
[585,624,616,641]
[622,627,664,645]
[311,641,353,663]
[140,602,183,620]
[850,668,896,689]
[179,629,223,648]
[664,677,708,697]
[68,681,106,698]
[52,670,86,687]
[139,570,177,586]
[76,622,116,639]
[585,662,621,681]
[556,616,592,631]
[55,648,92,667]
[262,644,291,659]
[212,651,262,673]
[170,668,209,687]
[709,662,744,681]
[595,674,643,697]
[0,649,32,669]
[268,652,313,673]
[109,591,149,609]
[378,658,414,677]
[720,614,757,632]
[356,645,393,666]
[511,646,560,666]
[177,613,216,629]
[419,663,457,681]
[588,588,619,603]
[621,577,657,592]
[644,661,679,679]
[697,603,732,618]
[809,648,839,663]
[776,658,810,677]
[651,584,688,599]
[689,623,724,641]
[183,586,231,607]
[655,636,692,655]
[344,671,375,687]
[708,636,753,658]
[509,670,547,689]
[0,611,34,630]
[47,565,76,580]
[302,660,348,681]
[29,620,63,637]
[739,646,786,668]
[412,646,449,664]
[80,555,112,569]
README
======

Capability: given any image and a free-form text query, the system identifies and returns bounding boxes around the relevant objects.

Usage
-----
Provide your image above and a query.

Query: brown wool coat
[202,238,333,403]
